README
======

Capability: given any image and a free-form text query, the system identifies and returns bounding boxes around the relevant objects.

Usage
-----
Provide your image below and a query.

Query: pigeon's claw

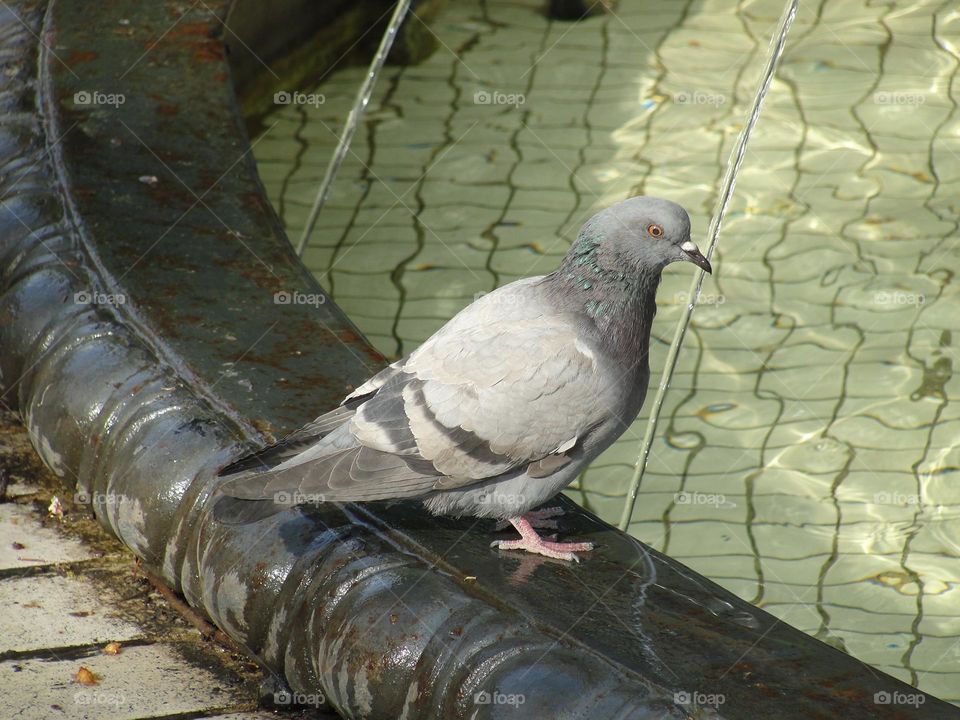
[494,506,565,531]
[491,516,594,562]
[491,537,594,562]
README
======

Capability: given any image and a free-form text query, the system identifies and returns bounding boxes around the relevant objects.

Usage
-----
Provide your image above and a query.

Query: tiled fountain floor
[253,0,960,704]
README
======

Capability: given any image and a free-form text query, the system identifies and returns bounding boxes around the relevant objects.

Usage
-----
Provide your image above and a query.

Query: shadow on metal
[0,1,953,718]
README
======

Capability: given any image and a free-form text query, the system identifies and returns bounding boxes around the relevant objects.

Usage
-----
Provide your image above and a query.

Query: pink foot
[491,515,593,562]
[494,506,565,532]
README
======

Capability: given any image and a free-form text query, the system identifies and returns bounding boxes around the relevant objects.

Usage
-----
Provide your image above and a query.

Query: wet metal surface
[0,0,954,718]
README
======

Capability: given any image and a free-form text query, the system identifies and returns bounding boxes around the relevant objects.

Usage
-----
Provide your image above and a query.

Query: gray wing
[218,288,613,503]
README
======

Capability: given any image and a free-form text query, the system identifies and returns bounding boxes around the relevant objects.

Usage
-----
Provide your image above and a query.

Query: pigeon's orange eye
[647,223,664,237]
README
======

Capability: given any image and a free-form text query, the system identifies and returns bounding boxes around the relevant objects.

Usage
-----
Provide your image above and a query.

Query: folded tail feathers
[218,406,356,477]
[217,442,441,504]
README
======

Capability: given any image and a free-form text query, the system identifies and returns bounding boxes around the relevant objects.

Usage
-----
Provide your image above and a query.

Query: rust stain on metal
[338,327,386,365]
[238,191,270,212]
[65,49,98,65]
[165,22,216,40]
[250,562,268,590]
[192,42,225,63]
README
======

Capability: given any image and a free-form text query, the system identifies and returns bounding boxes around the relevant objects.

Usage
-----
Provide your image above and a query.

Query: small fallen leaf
[74,666,99,685]
[103,642,122,655]
[11,542,25,550]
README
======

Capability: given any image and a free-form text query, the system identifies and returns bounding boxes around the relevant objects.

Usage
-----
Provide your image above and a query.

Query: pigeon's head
[584,196,711,275]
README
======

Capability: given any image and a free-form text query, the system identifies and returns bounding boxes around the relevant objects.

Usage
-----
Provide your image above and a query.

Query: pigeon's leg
[494,506,565,531]
[491,516,594,562]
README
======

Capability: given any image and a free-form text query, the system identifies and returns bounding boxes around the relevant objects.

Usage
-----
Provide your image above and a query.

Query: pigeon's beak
[680,240,712,274]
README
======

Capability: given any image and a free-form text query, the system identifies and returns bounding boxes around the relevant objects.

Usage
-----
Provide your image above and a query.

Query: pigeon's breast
[584,330,651,431]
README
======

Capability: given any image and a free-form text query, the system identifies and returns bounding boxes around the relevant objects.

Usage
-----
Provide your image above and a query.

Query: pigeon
[219,196,711,561]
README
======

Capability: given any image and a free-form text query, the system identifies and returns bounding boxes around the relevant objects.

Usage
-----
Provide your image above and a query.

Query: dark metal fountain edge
[0,1,953,718]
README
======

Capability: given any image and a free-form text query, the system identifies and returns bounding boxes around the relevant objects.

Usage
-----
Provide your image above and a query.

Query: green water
[253,0,960,702]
